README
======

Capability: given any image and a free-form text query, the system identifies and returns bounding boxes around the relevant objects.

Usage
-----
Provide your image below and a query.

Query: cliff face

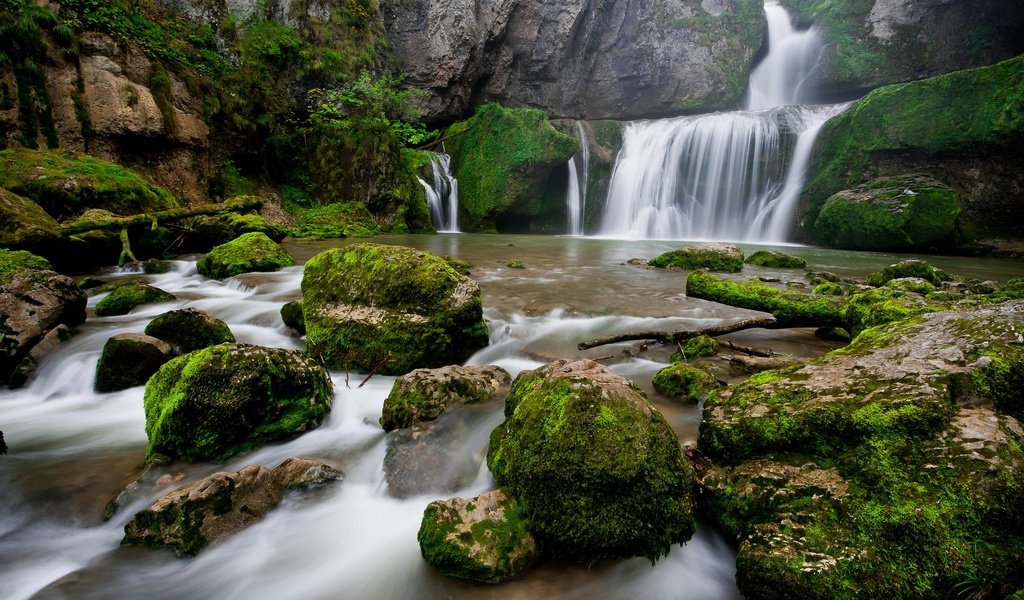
[378,0,766,123]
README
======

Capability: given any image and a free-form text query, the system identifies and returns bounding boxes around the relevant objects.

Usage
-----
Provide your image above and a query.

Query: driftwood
[718,339,775,357]
[577,316,778,351]
[57,197,264,236]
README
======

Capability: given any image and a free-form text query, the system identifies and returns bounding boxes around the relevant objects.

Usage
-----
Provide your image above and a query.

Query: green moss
[505,259,524,269]
[652,363,718,402]
[280,301,305,334]
[840,288,933,339]
[0,248,51,286]
[0,187,61,251]
[290,202,380,238]
[183,204,285,251]
[650,245,744,272]
[94,282,175,316]
[866,260,950,287]
[886,277,937,295]
[744,250,806,269]
[811,281,844,296]
[196,232,294,280]
[687,271,846,328]
[671,335,720,361]
[144,308,235,354]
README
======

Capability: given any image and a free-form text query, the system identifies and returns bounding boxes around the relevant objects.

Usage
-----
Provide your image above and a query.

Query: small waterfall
[565,122,590,236]
[418,153,459,233]
[598,1,839,242]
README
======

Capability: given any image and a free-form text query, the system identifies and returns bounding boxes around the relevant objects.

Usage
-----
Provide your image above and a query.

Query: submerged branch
[576,317,778,351]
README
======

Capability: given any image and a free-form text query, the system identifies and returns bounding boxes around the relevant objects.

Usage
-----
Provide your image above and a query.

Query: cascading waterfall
[418,152,459,232]
[565,122,590,236]
[598,1,840,242]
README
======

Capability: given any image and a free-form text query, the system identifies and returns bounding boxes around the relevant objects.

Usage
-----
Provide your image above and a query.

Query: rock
[144,308,235,354]
[196,232,294,280]
[8,324,74,388]
[650,242,744,272]
[652,363,718,403]
[142,343,333,463]
[0,188,61,251]
[123,458,343,556]
[380,364,511,431]
[0,249,52,286]
[686,271,845,328]
[182,206,286,251]
[885,277,936,296]
[487,359,695,562]
[290,202,380,239]
[301,244,489,376]
[280,301,305,334]
[810,281,843,296]
[141,259,172,274]
[700,301,1024,596]
[95,333,175,392]
[445,104,577,232]
[94,282,176,316]
[866,260,950,287]
[839,287,935,338]
[418,489,539,583]
[672,334,719,360]
[744,250,806,268]
[383,410,481,498]
[0,267,87,387]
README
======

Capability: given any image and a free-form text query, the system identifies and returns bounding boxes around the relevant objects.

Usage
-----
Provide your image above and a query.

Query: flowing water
[565,122,590,236]
[418,153,460,233]
[3,234,1022,600]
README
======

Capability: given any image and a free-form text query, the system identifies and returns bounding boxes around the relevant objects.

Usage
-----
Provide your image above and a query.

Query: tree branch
[576,317,778,351]
[58,197,264,236]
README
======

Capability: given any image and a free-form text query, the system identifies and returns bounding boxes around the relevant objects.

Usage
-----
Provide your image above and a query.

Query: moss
[196,232,294,280]
[991,278,1024,302]
[290,201,380,239]
[650,244,744,272]
[142,343,333,464]
[280,301,305,334]
[811,281,844,296]
[0,248,51,286]
[885,277,936,295]
[652,363,718,403]
[182,205,285,251]
[840,288,933,339]
[687,271,846,328]
[671,335,720,361]
[144,308,235,354]
[866,260,950,287]
[744,250,806,269]
[0,187,61,251]
[505,259,524,269]
[94,282,175,316]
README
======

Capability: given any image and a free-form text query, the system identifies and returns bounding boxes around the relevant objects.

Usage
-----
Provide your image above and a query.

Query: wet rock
[123,458,343,556]
[381,364,511,431]
[383,409,481,498]
[652,363,718,403]
[672,334,719,360]
[651,242,744,272]
[487,359,696,562]
[143,343,333,463]
[744,250,806,269]
[144,308,235,354]
[885,277,936,296]
[866,259,950,287]
[196,232,294,280]
[810,281,844,296]
[418,489,539,583]
[95,333,175,392]
[280,301,305,334]
[94,282,176,316]
[182,208,286,252]
[141,259,173,274]
[686,271,845,328]
[301,244,489,376]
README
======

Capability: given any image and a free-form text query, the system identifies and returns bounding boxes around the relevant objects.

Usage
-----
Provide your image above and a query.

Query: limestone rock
[381,364,511,431]
[144,308,235,354]
[95,333,175,393]
[651,242,744,272]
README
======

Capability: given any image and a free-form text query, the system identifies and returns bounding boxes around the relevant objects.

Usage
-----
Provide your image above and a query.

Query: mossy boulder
[291,202,380,239]
[686,271,846,328]
[445,103,577,232]
[650,242,744,272]
[700,301,1024,597]
[300,244,489,376]
[182,204,285,251]
[144,308,235,354]
[0,188,61,251]
[418,489,539,583]
[867,260,950,287]
[652,363,718,403]
[0,249,52,286]
[812,175,961,250]
[196,232,294,280]
[280,301,305,334]
[673,334,720,360]
[811,281,844,296]
[94,333,174,393]
[886,277,936,296]
[744,250,806,269]
[840,288,935,339]
[381,365,511,431]
[94,282,175,317]
[142,343,333,464]
[141,259,173,274]
[487,359,696,562]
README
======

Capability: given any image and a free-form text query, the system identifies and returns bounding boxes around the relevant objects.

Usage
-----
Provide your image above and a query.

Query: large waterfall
[565,122,590,235]
[418,152,460,233]
[597,1,841,242]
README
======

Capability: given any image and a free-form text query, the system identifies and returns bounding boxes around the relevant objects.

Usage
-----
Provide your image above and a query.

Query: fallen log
[577,316,778,351]
[57,197,264,236]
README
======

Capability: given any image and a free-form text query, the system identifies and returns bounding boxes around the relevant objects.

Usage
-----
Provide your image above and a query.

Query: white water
[418,153,459,233]
[598,1,838,243]
[565,122,590,236]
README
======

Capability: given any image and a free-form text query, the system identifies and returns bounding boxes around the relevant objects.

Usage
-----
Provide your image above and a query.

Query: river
[2,234,1020,600]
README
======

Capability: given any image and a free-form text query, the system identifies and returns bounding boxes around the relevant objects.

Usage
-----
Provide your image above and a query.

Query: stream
[2,234,1021,600]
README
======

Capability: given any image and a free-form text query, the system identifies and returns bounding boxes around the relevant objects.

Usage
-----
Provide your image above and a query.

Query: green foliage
[196,232,294,280]
[94,282,175,316]
[672,335,720,361]
[291,202,380,238]
[0,248,51,286]
[0,0,60,148]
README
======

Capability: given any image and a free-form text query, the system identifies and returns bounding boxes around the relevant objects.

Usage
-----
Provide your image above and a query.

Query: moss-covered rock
[812,175,961,250]
[650,242,744,272]
[487,359,695,562]
[142,343,333,464]
[0,248,52,286]
[673,334,720,360]
[418,489,539,583]
[144,308,235,354]
[291,202,380,239]
[280,301,305,334]
[445,103,577,232]
[811,281,844,296]
[94,282,175,317]
[839,288,937,338]
[686,271,846,328]
[300,244,489,375]
[652,363,718,403]
[866,260,950,287]
[94,333,174,392]
[886,277,937,296]
[0,188,61,251]
[141,259,172,274]
[381,365,511,431]
[182,207,286,251]
[196,232,294,280]
[744,250,806,269]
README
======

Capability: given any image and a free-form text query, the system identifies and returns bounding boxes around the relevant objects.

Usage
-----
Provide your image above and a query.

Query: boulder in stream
[383,409,482,499]
[300,244,489,376]
[380,364,511,431]
[143,343,333,464]
[487,359,696,562]
[652,363,718,403]
[196,232,294,280]
[95,333,174,392]
[280,300,305,334]
[744,250,806,269]
[94,282,175,317]
[650,242,744,272]
[144,308,235,354]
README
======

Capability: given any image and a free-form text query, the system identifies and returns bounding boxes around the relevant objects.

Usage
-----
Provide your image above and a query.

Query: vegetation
[652,363,718,402]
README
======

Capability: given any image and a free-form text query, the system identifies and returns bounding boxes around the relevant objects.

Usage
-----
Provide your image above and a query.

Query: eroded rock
[381,364,511,431]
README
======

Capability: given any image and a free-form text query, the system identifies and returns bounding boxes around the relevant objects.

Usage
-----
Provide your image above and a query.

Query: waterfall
[597,1,840,242]
[565,122,590,235]
[418,153,459,232]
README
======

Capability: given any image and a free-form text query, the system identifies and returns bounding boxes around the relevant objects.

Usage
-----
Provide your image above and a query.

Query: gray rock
[144,308,235,354]
[95,333,175,392]
[380,364,511,431]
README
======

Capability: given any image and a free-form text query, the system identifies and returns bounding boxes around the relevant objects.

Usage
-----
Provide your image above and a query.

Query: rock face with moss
[651,243,744,272]
[0,188,61,253]
[652,363,718,403]
[94,333,175,393]
[123,458,343,556]
[798,55,1024,251]
[142,343,333,464]
[182,208,286,251]
[381,365,511,431]
[700,301,1024,597]
[291,202,381,239]
[197,232,295,280]
[487,359,695,562]
[301,245,489,376]
[686,271,845,328]
[144,308,235,354]
[418,489,539,583]
[94,282,176,317]
[744,250,806,269]
[445,104,577,232]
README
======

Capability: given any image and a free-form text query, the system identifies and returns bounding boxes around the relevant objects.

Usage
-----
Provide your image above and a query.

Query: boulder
[383,410,481,498]
[673,334,719,360]
[866,260,950,287]
[123,458,343,556]
[744,250,806,268]
[0,188,61,251]
[143,343,333,463]
[280,301,305,334]
[95,333,175,392]
[181,205,286,251]
[94,282,175,316]
[0,249,52,286]
[196,232,294,280]
[650,242,744,272]
[418,489,539,583]
[686,271,845,328]
[380,364,511,431]
[487,359,696,562]
[300,244,489,376]
[144,308,235,354]
[885,277,936,296]
[652,363,718,403]
[141,259,173,274]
